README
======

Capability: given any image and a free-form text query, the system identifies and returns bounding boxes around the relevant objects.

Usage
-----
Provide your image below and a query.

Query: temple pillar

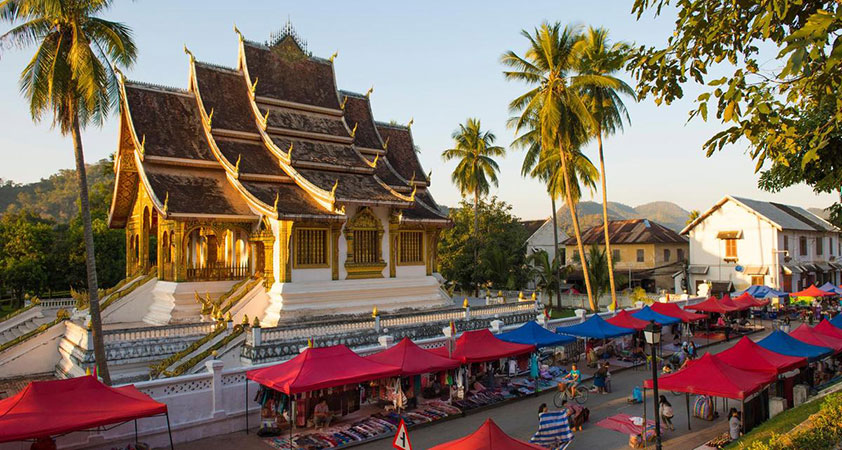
[276,220,293,283]
[331,223,341,280]
[388,220,400,278]
[173,222,186,282]
[425,228,435,276]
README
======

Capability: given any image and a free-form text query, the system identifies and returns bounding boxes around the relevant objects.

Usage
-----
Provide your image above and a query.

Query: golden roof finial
[233,24,243,40]
[242,314,249,326]
[138,135,146,156]
[340,96,348,110]
[194,292,202,304]
[372,306,378,317]
[329,50,338,62]
[409,172,416,186]
[183,44,194,62]
[427,170,432,182]
[250,77,258,94]
[205,292,212,305]
[463,298,469,308]
[350,122,358,138]
[286,142,293,160]
[365,86,374,98]
[410,184,417,201]
[163,191,169,215]
[372,154,379,168]
[273,192,279,212]
[382,136,389,151]
[252,316,261,327]
[262,109,270,127]
[330,179,339,198]
[408,117,414,128]
[206,108,214,128]
[113,65,126,84]
[235,154,241,174]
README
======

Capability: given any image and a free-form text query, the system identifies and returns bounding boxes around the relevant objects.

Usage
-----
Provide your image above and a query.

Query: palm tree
[442,118,505,296]
[686,209,701,225]
[577,27,635,311]
[1,0,137,384]
[527,249,567,306]
[585,245,611,306]
[503,22,613,311]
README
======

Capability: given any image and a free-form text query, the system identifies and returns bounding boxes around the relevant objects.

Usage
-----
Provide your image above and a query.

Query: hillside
[553,200,691,234]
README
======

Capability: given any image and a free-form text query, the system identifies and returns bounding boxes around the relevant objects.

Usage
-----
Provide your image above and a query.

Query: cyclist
[560,364,581,397]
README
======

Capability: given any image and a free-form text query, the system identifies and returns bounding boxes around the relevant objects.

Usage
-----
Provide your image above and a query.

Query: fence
[186,263,250,281]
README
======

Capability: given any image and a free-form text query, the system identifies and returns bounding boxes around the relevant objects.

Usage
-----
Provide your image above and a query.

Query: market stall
[650,302,707,323]
[684,296,739,314]
[818,282,842,295]
[832,314,842,329]
[429,418,544,449]
[555,314,635,339]
[757,330,833,362]
[365,338,460,377]
[716,337,807,408]
[789,324,842,353]
[815,319,842,340]
[606,310,649,331]
[498,321,577,348]
[732,292,770,309]
[631,306,681,326]
[733,285,787,299]
[0,376,172,448]
[429,329,536,363]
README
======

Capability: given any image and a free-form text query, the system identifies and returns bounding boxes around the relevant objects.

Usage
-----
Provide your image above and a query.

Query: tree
[527,249,566,307]
[441,118,506,296]
[629,1,842,225]
[503,22,618,311]
[584,245,611,308]
[438,197,529,294]
[577,27,635,311]
[1,0,138,384]
[686,209,700,225]
[0,211,55,304]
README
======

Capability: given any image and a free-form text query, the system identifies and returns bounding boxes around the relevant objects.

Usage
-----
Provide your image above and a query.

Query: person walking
[659,395,674,431]
[531,403,574,449]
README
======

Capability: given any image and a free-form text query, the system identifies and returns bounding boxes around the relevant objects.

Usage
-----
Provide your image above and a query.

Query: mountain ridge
[545,200,691,233]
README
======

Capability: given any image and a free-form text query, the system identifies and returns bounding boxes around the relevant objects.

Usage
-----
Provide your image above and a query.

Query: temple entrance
[184,226,250,281]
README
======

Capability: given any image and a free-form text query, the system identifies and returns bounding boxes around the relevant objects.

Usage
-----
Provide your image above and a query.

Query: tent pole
[742,399,746,435]
[166,411,174,450]
[245,379,249,434]
[643,388,647,450]
[685,393,691,430]
[134,419,138,444]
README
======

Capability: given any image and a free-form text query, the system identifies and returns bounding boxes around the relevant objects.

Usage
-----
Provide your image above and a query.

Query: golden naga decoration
[365,85,374,97]
[234,154,241,174]
[194,292,202,304]
[365,154,379,168]
[409,172,416,186]
[137,134,146,157]
[250,77,259,94]
[183,44,195,61]
[286,142,293,160]
[410,184,417,201]
[407,117,414,128]
[330,179,339,198]
[262,109,270,126]
[382,136,389,150]
[162,191,169,215]
[427,170,432,182]
[340,96,348,110]
[233,24,243,40]
[350,122,358,138]
[206,108,214,128]
[273,192,279,212]
[329,50,338,62]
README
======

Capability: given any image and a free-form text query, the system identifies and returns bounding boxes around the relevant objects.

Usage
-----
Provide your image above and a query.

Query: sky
[0,0,836,220]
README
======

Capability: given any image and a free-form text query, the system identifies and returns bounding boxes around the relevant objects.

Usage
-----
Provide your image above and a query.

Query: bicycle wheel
[553,391,565,408]
[575,386,589,405]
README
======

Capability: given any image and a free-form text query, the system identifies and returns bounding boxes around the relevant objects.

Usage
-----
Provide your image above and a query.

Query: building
[563,219,688,292]
[680,195,840,295]
[108,25,451,324]
[522,218,569,260]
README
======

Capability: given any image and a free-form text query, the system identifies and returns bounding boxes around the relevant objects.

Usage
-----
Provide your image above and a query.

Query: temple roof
[143,163,255,218]
[239,181,341,220]
[375,123,428,185]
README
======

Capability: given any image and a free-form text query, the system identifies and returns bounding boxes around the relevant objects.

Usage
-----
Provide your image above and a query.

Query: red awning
[720,294,751,311]
[429,329,535,364]
[0,376,167,443]
[733,292,770,308]
[606,310,649,331]
[685,296,740,314]
[247,345,401,395]
[643,353,775,399]
[791,285,835,297]
[790,324,842,353]
[716,337,807,375]
[429,419,543,450]
[650,302,708,322]
[365,338,461,376]
[815,319,842,340]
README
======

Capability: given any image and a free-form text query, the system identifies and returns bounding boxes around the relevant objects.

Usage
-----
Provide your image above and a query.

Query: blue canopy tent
[818,282,842,295]
[831,314,842,329]
[498,321,576,348]
[757,330,833,362]
[733,285,788,299]
[631,306,681,325]
[555,314,635,339]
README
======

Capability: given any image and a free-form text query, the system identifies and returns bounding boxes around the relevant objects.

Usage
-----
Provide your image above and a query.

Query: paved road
[175,326,774,450]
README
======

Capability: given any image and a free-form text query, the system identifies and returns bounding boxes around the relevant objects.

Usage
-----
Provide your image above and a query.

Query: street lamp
[645,320,663,450]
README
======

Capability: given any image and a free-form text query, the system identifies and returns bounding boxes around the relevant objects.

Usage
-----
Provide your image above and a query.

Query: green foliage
[585,245,611,305]
[438,197,530,293]
[527,249,566,306]
[629,286,653,304]
[736,392,842,450]
[441,118,506,200]
[629,0,842,225]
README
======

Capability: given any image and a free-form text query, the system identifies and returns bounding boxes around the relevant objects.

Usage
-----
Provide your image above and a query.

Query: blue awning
[733,285,788,299]
[555,314,635,339]
[498,321,576,348]
[831,314,842,330]
[818,282,842,295]
[757,330,833,362]
[631,306,681,325]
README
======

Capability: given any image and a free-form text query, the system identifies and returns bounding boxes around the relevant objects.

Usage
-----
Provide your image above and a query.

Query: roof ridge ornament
[267,19,308,55]
[273,192,279,213]
[365,154,379,168]
[183,44,195,62]
[286,142,293,160]
[329,50,338,62]
[365,86,374,98]
[163,192,169,215]
[137,134,146,159]
[235,154,241,175]
[340,96,348,110]
[331,179,339,198]
[262,109,270,127]
[250,77,258,94]
[206,108,214,128]
[233,24,243,41]
[427,170,432,183]
[410,184,417,201]
[382,136,389,151]
[350,122,358,138]
[407,117,414,128]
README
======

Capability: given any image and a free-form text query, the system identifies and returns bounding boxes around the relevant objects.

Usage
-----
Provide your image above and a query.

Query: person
[593,362,609,394]
[531,403,574,448]
[561,364,581,397]
[716,315,726,328]
[729,408,741,441]
[560,398,586,431]
[659,395,675,431]
[313,398,333,428]
[688,341,697,359]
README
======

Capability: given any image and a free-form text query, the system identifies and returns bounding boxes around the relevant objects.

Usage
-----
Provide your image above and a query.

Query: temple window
[398,231,424,265]
[354,229,379,263]
[294,228,329,267]
[344,207,386,279]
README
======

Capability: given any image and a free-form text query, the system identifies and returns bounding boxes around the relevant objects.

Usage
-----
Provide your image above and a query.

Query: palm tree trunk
[558,145,596,311]
[474,190,479,298]
[597,130,618,310]
[551,196,561,309]
[71,110,111,385]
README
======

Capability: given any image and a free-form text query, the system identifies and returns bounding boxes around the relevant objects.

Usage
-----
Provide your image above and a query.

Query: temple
[108,25,451,325]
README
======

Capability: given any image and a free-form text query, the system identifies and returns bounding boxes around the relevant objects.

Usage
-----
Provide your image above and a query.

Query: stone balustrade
[39,298,76,309]
[102,322,216,344]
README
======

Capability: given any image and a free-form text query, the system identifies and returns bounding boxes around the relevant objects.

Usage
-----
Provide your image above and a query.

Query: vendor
[313,398,333,429]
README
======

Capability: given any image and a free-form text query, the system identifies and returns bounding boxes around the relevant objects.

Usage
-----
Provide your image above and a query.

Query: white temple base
[263,276,449,326]
[143,280,239,325]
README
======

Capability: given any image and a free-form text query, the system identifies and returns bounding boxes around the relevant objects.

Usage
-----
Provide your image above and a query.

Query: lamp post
[645,319,663,450]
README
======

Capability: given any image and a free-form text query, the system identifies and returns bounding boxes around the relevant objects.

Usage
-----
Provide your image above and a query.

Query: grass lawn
[726,395,824,449]
[547,308,576,319]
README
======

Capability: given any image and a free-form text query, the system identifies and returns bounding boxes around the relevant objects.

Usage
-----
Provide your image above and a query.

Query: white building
[523,217,569,262]
[680,195,841,295]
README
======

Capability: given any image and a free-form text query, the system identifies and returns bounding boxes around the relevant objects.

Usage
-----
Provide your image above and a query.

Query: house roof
[521,219,547,238]
[562,219,687,245]
[682,195,837,234]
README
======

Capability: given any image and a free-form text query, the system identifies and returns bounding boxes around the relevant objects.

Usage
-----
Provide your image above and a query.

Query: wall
[0,321,65,378]
[526,219,567,257]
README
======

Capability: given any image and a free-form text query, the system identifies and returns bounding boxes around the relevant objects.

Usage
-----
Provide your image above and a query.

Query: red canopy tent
[685,296,740,314]
[815,319,842,340]
[429,329,535,363]
[365,338,461,376]
[715,337,807,375]
[606,310,649,330]
[790,324,842,353]
[791,285,835,297]
[733,292,770,308]
[246,345,400,394]
[0,376,171,446]
[643,353,775,399]
[650,302,707,322]
[720,294,750,311]
[429,418,543,450]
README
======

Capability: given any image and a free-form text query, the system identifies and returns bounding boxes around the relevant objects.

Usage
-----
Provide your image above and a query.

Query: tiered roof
[108,26,449,228]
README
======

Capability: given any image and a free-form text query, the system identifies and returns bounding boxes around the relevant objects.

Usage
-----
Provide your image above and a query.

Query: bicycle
[553,382,589,407]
